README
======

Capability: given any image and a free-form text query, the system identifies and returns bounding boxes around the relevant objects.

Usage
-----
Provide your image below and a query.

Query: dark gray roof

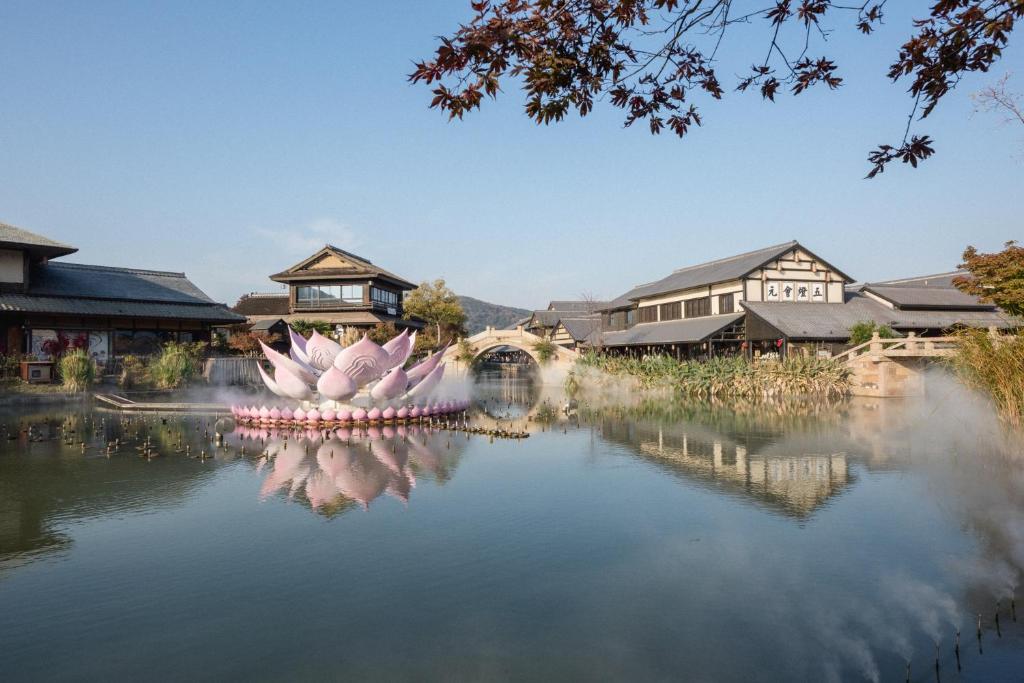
[601,313,744,347]
[249,318,285,331]
[557,316,602,343]
[0,294,244,322]
[742,294,1017,340]
[527,310,563,327]
[0,221,77,258]
[234,292,290,316]
[0,261,244,323]
[862,284,993,310]
[547,300,607,312]
[31,262,217,303]
[599,240,852,311]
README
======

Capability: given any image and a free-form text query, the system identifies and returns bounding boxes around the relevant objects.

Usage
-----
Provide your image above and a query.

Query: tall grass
[58,349,96,392]
[148,342,204,389]
[946,329,1024,428]
[575,351,849,399]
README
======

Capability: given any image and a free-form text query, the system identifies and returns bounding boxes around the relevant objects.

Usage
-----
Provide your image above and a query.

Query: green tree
[954,241,1024,317]
[848,321,897,346]
[404,279,467,344]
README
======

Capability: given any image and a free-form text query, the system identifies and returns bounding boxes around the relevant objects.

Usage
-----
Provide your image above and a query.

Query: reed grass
[148,342,204,389]
[575,352,850,399]
[58,349,96,392]
[946,329,1024,428]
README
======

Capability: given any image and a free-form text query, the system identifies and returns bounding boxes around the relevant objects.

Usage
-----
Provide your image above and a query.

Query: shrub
[290,319,334,337]
[367,322,400,346]
[118,354,148,389]
[947,329,1024,428]
[228,331,282,356]
[58,349,96,392]
[848,320,897,346]
[148,342,205,389]
[532,338,557,364]
[455,338,477,364]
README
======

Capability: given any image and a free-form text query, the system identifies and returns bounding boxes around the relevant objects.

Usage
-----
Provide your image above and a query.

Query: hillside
[458,296,531,334]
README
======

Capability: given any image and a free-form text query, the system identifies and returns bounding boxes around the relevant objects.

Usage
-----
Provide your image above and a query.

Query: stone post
[906,330,917,352]
[869,331,882,354]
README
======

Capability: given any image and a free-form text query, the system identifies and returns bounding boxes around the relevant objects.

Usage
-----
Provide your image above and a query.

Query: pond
[0,370,1022,681]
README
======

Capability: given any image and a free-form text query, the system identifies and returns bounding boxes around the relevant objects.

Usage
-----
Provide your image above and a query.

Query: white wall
[0,249,24,283]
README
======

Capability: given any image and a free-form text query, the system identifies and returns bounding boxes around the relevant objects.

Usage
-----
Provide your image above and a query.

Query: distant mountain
[458,296,531,334]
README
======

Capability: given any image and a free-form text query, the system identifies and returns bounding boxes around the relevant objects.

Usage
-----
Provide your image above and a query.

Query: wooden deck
[94,393,231,414]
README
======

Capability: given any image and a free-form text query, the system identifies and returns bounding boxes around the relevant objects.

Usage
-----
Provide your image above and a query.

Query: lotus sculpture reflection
[234,326,466,426]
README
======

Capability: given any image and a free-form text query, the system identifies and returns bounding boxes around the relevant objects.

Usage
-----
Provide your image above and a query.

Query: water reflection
[233,425,466,513]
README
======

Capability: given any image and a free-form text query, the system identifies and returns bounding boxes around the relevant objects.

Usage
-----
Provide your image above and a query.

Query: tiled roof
[863,284,993,310]
[526,310,563,327]
[598,240,850,310]
[0,221,77,257]
[30,262,215,303]
[272,244,416,289]
[742,293,1017,340]
[547,300,607,312]
[0,294,244,322]
[233,293,290,316]
[558,316,602,343]
[0,261,244,323]
[601,313,744,347]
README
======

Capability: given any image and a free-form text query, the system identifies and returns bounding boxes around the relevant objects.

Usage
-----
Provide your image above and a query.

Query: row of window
[639,293,735,323]
[371,287,399,306]
[296,285,364,305]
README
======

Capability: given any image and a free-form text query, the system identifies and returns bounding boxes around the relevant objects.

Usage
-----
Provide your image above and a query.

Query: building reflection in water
[599,418,850,518]
[232,424,467,515]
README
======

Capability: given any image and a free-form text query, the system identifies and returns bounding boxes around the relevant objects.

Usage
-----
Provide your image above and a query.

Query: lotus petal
[260,341,316,385]
[306,330,342,371]
[381,330,414,370]
[406,343,449,387]
[332,335,389,387]
[370,368,409,401]
[405,363,445,401]
[274,365,314,401]
[257,363,289,398]
[317,366,358,401]
[288,326,308,352]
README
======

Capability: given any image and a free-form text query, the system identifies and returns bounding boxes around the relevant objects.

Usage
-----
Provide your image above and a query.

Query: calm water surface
[1,370,1022,682]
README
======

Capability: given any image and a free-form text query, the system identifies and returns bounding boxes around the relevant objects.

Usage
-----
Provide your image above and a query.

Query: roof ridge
[868,271,966,286]
[47,261,187,278]
[669,240,798,274]
[242,291,289,298]
[327,243,373,266]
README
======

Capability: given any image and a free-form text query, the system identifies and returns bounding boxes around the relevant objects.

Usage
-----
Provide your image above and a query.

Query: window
[638,306,658,324]
[371,287,399,306]
[625,309,636,327]
[296,284,363,306]
[659,301,681,321]
[719,293,735,314]
[684,297,711,318]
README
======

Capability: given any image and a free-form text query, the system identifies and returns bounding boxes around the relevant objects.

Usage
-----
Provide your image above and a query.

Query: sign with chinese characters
[781,282,795,301]
[765,282,780,301]
[796,283,810,301]
[811,283,825,301]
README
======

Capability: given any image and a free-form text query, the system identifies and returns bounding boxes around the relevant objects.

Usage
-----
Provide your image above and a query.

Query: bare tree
[973,73,1024,127]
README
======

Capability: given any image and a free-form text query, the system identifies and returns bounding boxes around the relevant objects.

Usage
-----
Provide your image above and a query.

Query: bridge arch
[441,326,578,376]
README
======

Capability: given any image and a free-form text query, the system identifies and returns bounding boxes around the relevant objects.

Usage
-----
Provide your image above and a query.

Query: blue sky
[1,2,1021,309]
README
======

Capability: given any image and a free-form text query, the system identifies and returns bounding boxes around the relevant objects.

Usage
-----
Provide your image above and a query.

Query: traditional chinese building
[595,241,1015,359]
[233,244,423,338]
[0,221,243,364]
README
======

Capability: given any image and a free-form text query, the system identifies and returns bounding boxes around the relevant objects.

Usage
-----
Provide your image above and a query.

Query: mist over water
[0,366,1022,681]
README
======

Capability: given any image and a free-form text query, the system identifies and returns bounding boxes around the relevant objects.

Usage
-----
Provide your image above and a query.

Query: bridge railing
[831,332,960,364]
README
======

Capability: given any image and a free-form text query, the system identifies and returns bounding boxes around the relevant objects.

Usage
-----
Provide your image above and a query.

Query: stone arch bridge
[441,326,578,378]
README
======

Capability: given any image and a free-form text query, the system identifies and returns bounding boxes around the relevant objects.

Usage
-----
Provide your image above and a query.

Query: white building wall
[0,249,24,284]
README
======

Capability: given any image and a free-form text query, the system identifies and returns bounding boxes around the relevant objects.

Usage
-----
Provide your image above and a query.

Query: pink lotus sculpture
[256,326,449,410]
